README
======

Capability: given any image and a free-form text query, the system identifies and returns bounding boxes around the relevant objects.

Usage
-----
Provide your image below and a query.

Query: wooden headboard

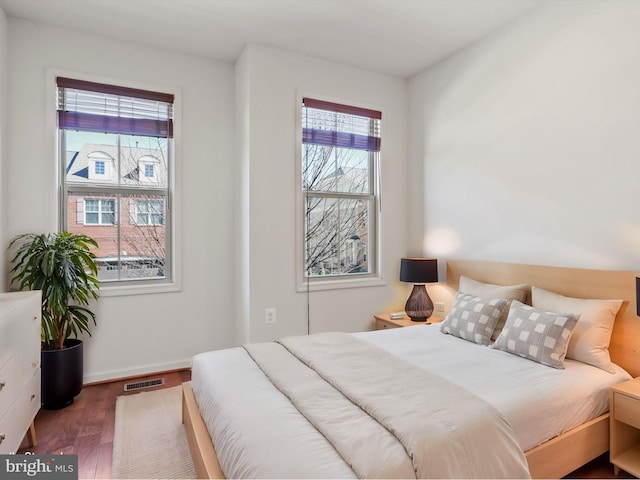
[445,259,640,378]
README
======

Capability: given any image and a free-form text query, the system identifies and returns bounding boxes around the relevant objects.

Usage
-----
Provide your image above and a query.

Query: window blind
[302,97,381,152]
[57,77,174,138]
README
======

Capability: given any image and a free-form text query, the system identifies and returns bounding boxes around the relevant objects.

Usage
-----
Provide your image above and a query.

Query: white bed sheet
[355,325,631,451]
[191,326,631,478]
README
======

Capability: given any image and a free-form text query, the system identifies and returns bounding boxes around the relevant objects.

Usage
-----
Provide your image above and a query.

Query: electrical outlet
[265,307,276,324]
[434,302,445,312]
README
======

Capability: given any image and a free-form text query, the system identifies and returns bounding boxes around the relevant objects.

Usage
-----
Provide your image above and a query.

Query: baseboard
[83,359,192,385]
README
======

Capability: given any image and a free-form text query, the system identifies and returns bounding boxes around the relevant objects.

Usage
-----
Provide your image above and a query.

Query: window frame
[143,164,155,179]
[134,199,165,226]
[296,95,384,292]
[61,142,172,285]
[53,72,182,296]
[84,198,116,225]
[94,161,105,176]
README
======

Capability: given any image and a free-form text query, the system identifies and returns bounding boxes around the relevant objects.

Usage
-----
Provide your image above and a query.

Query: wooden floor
[18,370,191,480]
[18,369,632,479]
[566,454,632,479]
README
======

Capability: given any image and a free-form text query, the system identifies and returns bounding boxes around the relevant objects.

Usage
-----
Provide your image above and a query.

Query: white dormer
[138,155,160,183]
[88,151,114,181]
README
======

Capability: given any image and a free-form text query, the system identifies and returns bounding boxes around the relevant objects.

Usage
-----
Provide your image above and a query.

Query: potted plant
[8,232,100,409]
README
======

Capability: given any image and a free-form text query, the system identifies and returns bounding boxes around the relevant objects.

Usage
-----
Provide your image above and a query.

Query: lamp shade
[400,258,438,284]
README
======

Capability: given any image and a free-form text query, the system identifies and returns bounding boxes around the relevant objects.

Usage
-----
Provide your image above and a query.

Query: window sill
[297,276,386,293]
[99,280,181,297]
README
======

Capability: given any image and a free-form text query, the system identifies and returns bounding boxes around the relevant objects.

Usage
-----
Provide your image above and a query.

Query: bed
[182,259,640,479]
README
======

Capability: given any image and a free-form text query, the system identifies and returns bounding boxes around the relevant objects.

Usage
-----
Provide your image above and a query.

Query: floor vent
[124,378,164,392]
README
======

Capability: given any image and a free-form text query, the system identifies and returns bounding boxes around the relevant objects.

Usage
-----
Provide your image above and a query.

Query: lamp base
[405,284,434,322]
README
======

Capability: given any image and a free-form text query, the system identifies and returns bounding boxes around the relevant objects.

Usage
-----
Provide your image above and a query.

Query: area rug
[112,385,196,479]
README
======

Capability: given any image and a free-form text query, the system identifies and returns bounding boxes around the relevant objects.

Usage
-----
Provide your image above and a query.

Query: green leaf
[7,232,100,350]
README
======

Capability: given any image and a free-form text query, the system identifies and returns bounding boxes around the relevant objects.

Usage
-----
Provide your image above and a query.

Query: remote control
[389,312,405,319]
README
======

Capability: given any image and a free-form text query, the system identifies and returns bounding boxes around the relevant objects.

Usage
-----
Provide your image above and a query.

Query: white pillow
[531,286,622,373]
[458,276,529,339]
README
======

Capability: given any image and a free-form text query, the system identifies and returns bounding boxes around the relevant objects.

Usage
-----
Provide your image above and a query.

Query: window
[301,98,381,283]
[135,199,164,225]
[57,77,174,284]
[85,198,115,225]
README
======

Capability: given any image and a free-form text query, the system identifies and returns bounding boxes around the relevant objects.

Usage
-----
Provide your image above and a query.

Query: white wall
[237,45,410,342]
[4,19,412,381]
[234,48,251,345]
[410,0,640,272]
[0,6,7,293]
[10,0,638,381]
[6,19,237,382]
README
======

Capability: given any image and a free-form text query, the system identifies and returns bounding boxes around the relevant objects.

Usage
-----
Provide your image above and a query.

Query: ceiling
[0,0,544,78]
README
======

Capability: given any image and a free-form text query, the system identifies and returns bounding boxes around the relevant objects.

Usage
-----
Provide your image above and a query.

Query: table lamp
[400,258,439,322]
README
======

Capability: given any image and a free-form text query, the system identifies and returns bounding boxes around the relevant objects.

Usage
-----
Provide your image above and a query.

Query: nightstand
[374,313,431,330]
[610,377,640,477]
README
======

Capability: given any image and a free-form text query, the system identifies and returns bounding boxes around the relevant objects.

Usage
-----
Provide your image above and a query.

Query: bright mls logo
[1,454,77,480]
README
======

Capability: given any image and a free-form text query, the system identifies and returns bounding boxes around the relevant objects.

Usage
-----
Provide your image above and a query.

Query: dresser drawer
[613,392,640,430]
[0,370,40,454]
[376,319,400,329]
[0,355,17,417]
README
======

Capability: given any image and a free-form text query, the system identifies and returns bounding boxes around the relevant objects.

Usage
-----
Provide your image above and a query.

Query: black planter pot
[41,339,83,410]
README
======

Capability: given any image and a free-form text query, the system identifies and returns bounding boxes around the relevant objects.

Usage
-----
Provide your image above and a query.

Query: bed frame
[182,259,640,479]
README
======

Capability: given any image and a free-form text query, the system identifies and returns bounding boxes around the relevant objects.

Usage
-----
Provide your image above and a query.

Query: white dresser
[0,291,41,454]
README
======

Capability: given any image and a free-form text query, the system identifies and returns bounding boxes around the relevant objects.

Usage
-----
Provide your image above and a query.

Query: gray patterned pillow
[439,292,508,345]
[492,300,579,369]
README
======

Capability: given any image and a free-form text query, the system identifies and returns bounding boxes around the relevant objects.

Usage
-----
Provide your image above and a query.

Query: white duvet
[191,325,631,479]
[355,325,631,452]
[245,333,529,478]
